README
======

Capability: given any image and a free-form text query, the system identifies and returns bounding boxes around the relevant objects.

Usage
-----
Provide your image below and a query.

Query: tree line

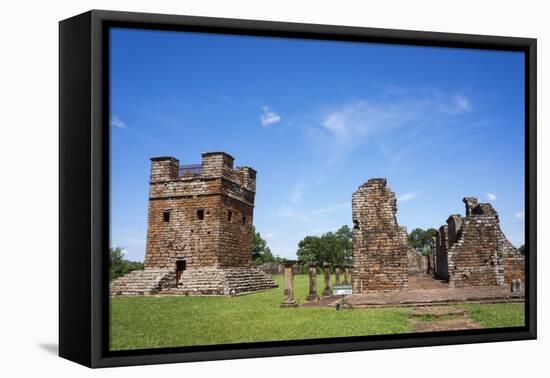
[295,225,353,267]
[109,246,144,281]
[109,225,444,280]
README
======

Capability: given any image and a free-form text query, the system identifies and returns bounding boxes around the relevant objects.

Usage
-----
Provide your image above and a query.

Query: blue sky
[110,27,525,262]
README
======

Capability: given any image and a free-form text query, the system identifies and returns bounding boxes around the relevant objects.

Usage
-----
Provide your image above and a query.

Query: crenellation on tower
[150,156,179,183]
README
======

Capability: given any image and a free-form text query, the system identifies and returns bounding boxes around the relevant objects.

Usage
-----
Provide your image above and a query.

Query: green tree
[518,244,526,255]
[251,227,278,265]
[109,247,144,281]
[296,225,353,267]
[407,228,438,255]
[296,236,322,265]
[335,225,353,264]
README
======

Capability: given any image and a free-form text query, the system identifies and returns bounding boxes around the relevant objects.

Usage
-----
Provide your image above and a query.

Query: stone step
[112,267,277,296]
[110,269,175,296]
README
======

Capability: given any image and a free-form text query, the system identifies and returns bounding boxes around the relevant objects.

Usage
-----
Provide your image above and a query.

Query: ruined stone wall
[429,236,437,275]
[352,178,408,292]
[502,239,525,284]
[144,152,255,270]
[399,226,428,275]
[435,225,449,280]
[447,214,463,248]
[407,249,429,275]
[447,210,503,287]
[445,198,524,287]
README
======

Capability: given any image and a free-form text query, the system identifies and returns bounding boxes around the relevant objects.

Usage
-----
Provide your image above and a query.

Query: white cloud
[305,89,473,163]
[275,206,310,222]
[312,202,350,214]
[321,99,414,144]
[397,192,417,202]
[260,106,281,126]
[264,232,274,240]
[486,193,497,202]
[110,115,127,129]
[291,182,304,204]
[453,94,471,113]
[514,211,525,220]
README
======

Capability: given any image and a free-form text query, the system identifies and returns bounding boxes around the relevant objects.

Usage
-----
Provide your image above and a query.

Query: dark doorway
[176,260,186,285]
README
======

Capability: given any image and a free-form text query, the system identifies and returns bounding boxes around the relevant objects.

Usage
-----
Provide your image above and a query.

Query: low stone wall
[258,262,284,275]
[407,249,429,275]
[399,226,429,276]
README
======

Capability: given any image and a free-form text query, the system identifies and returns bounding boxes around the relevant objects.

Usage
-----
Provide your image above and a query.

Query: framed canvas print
[59,10,536,368]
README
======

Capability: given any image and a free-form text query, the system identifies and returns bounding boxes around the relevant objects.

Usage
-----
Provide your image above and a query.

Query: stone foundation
[111,267,276,296]
[110,268,175,296]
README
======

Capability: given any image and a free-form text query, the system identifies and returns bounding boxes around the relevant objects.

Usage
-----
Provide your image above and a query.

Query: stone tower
[145,152,256,270]
[352,178,408,292]
[110,152,277,296]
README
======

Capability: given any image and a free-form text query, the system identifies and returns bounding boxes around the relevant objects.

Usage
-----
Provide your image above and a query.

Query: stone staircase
[224,268,278,295]
[161,267,278,296]
[161,268,227,296]
[111,267,278,296]
[110,268,175,296]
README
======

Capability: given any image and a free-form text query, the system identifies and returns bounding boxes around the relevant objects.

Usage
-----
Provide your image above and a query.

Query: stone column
[322,263,331,296]
[281,261,298,307]
[335,266,341,285]
[306,263,320,301]
[344,266,350,285]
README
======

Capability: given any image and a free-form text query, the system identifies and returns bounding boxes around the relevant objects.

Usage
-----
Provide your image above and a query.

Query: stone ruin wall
[399,226,429,276]
[435,225,449,280]
[352,178,408,292]
[502,243,525,284]
[145,152,256,270]
[438,197,524,288]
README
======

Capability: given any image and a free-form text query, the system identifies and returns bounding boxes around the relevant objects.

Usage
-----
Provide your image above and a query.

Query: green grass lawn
[464,303,525,328]
[110,274,524,351]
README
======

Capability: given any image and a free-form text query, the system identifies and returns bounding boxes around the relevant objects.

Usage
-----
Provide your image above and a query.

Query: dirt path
[408,276,449,290]
[409,306,482,332]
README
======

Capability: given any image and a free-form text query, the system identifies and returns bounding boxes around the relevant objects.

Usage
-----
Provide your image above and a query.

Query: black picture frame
[59,9,537,368]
